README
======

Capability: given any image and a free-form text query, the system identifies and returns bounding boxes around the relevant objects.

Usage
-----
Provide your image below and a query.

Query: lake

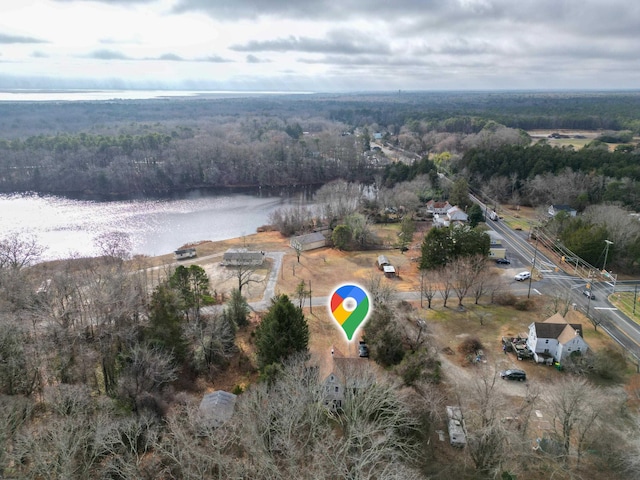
[0,190,313,261]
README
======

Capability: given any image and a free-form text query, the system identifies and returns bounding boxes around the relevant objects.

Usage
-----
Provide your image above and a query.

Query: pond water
[0,189,312,260]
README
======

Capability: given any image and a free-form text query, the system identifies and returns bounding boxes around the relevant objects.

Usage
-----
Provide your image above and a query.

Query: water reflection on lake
[0,190,312,260]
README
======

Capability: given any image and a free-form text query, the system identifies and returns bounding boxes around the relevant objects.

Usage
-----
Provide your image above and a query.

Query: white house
[526,313,589,364]
[446,206,468,223]
[426,200,452,215]
[548,204,577,217]
[322,347,375,412]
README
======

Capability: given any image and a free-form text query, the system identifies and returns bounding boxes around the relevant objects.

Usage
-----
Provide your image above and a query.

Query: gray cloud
[156,53,184,61]
[31,51,49,58]
[246,54,268,63]
[231,31,391,55]
[195,55,233,63]
[86,49,132,60]
[0,33,47,44]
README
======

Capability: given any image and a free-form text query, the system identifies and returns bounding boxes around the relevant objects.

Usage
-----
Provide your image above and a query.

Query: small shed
[223,248,264,266]
[290,232,327,252]
[383,265,396,278]
[377,255,390,270]
[199,390,237,427]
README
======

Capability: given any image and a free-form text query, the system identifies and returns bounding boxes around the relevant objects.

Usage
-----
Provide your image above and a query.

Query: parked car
[495,258,511,265]
[358,341,369,358]
[514,271,531,281]
[583,290,596,300]
[499,369,527,381]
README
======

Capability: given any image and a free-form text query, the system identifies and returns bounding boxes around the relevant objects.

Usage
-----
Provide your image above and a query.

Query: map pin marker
[329,284,371,341]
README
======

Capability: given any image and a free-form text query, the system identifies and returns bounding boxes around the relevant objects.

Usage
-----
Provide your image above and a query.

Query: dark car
[583,290,596,300]
[499,369,526,381]
[358,341,369,358]
[495,258,511,265]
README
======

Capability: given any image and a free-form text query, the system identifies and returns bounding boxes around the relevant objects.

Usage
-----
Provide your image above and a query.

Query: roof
[199,390,237,425]
[532,313,584,340]
[291,231,326,245]
[223,248,264,262]
[550,204,576,211]
[426,200,451,210]
[377,255,390,265]
[383,265,396,273]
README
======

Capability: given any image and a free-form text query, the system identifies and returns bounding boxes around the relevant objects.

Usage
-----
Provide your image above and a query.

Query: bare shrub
[458,337,483,356]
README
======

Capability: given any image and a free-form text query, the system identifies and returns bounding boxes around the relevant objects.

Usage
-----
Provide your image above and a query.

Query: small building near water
[222,248,265,266]
[290,231,327,252]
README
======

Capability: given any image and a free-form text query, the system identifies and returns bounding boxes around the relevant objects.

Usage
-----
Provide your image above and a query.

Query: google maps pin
[329,284,371,341]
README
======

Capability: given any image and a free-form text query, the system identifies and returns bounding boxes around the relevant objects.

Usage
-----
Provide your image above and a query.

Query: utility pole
[308,279,312,314]
[527,229,539,299]
[603,239,613,273]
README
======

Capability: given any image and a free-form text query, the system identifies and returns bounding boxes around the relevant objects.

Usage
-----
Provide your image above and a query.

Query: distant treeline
[2,91,640,138]
[0,119,372,196]
[1,90,640,196]
[460,143,640,209]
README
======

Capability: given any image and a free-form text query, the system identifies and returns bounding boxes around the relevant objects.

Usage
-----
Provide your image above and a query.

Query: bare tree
[0,232,45,271]
[117,344,178,413]
[545,377,614,465]
[93,231,132,261]
[451,257,475,308]
[436,267,453,308]
[461,370,511,476]
[365,272,397,307]
[419,269,437,308]
[227,262,263,296]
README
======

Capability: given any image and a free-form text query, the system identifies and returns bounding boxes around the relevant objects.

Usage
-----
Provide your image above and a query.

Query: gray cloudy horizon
[0,0,638,92]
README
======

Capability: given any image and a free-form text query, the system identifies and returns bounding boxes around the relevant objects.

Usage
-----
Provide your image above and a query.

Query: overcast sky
[1,0,639,92]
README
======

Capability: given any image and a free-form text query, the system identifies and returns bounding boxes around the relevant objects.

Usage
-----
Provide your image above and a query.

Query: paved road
[470,194,640,362]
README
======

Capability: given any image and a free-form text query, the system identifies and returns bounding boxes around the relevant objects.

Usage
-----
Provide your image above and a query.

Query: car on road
[583,290,596,300]
[495,258,511,265]
[358,341,369,358]
[499,369,527,381]
[514,271,531,281]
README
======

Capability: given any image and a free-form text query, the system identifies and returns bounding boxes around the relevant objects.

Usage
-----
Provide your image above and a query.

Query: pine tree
[255,294,309,370]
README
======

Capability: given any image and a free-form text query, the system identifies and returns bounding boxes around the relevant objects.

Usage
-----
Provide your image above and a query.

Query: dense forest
[1,90,640,197]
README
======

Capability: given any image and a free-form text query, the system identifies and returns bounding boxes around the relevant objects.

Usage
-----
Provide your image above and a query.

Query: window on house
[545,339,549,344]
[335,386,339,392]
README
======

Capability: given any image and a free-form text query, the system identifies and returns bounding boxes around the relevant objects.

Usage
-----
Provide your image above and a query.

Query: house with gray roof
[290,232,327,252]
[222,248,264,266]
[199,390,237,426]
[526,313,588,364]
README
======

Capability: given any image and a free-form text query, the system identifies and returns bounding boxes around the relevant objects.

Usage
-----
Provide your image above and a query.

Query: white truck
[488,210,499,221]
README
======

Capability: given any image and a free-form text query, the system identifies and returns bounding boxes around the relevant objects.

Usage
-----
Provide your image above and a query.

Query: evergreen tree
[467,203,485,227]
[224,288,250,328]
[255,294,309,370]
[169,265,212,322]
[332,224,353,250]
[420,227,452,270]
[146,283,187,362]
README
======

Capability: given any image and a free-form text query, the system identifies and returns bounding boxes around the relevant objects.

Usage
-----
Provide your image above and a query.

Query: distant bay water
[0,189,313,261]
[0,89,313,102]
